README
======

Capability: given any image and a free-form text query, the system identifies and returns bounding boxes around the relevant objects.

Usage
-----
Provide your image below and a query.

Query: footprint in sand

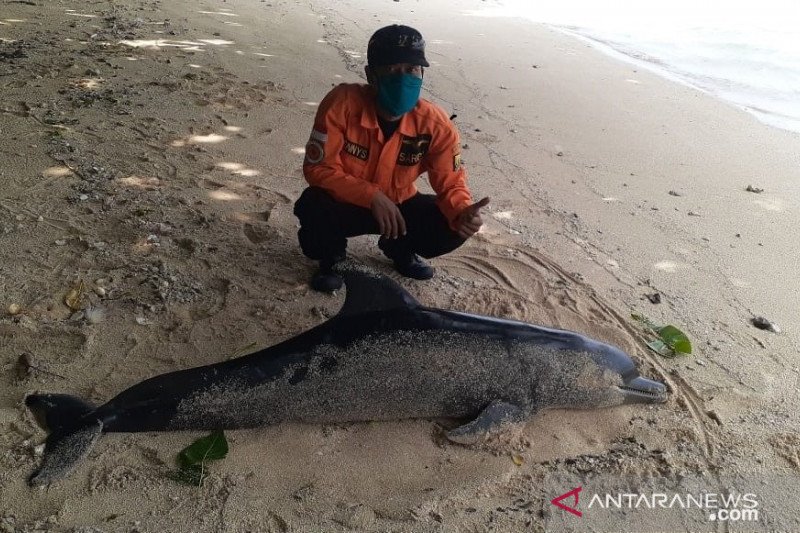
[1,325,89,380]
[463,128,498,144]
[198,178,226,190]
[199,178,289,201]
[237,207,275,244]
[770,433,800,469]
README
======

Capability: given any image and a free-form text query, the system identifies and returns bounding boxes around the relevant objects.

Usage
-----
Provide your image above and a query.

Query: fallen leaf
[170,430,229,486]
[64,281,85,310]
[658,325,692,354]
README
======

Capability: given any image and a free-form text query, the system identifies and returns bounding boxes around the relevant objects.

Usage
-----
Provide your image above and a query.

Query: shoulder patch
[304,129,328,164]
[305,140,324,164]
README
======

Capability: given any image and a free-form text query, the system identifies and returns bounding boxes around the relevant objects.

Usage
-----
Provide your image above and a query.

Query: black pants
[294,186,466,262]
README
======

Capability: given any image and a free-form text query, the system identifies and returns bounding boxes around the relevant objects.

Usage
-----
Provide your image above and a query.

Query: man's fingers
[377,213,388,236]
[371,197,407,239]
[463,221,481,232]
[457,226,474,239]
[387,211,398,239]
[462,224,481,235]
[383,214,394,238]
[473,197,490,210]
[462,197,490,218]
[396,210,407,237]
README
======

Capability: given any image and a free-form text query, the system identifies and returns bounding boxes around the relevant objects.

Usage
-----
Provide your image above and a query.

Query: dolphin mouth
[619,376,668,404]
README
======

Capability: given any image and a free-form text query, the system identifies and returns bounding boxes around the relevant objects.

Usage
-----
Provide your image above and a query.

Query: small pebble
[8,303,21,315]
[84,307,105,324]
[751,316,780,333]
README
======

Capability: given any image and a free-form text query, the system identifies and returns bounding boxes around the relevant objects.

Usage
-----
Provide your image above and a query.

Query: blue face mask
[375,73,423,117]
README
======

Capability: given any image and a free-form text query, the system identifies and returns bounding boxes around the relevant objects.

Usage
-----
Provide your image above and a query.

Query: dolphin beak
[620,376,667,404]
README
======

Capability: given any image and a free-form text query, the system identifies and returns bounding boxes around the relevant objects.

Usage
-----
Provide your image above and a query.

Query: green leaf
[177,430,228,469]
[646,339,673,357]
[658,325,692,354]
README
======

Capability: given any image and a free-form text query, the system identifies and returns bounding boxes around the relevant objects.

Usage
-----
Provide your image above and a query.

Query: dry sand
[1,0,799,531]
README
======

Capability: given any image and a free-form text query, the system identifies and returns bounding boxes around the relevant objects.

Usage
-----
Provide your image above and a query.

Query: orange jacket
[303,83,472,227]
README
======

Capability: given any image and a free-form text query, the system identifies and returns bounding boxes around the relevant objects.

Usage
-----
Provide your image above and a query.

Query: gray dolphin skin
[25,263,667,486]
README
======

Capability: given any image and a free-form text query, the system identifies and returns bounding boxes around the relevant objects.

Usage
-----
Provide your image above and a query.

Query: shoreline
[554,26,800,136]
[1,0,799,530]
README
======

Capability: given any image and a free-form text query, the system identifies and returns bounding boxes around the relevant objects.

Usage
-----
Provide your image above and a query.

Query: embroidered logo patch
[342,139,369,161]
[304,129,327,164]
[397,134,431,166]
[305,140,324,164]
[453,153,462,171]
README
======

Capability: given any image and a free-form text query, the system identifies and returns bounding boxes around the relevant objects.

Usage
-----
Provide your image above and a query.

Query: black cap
[367,25,430,68]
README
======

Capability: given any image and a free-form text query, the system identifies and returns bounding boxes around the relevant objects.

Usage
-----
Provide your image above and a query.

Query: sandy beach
[1,0,799,531]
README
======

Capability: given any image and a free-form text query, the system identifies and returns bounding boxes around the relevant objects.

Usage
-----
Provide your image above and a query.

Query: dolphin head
[584,339,668,405]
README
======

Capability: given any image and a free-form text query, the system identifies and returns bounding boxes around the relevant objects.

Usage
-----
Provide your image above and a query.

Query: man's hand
[455,197,490,239]
[371,191,407,239]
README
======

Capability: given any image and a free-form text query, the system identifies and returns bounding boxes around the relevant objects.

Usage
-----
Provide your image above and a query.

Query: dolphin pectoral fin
[28,419,103,487]
[446,401,526,445]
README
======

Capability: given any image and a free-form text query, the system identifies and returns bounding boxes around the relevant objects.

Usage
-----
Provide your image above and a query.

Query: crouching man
[294,24,488,292]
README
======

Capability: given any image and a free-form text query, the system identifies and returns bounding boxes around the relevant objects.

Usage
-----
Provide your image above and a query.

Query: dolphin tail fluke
[25,393,95,432]
[25,393,103,486]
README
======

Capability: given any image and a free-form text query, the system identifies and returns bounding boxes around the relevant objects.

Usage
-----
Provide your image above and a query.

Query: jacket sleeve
[302,85,378,208]
[425,119,472,228]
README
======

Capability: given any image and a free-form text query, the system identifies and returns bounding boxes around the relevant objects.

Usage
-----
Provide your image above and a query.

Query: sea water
[472,0,800,134]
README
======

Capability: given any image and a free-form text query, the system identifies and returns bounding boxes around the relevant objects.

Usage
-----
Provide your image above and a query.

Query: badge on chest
[397,134,431,166]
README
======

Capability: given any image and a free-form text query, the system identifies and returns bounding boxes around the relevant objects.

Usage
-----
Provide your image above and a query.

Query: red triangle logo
[551,486,583,517]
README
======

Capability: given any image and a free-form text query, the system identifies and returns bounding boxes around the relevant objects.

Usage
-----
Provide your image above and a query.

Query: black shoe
[310,257,344,292]
[378,238,434,280]
[392,254,434,280]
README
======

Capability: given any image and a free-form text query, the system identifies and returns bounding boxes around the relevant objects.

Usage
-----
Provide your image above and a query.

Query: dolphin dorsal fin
[334,262,420,316]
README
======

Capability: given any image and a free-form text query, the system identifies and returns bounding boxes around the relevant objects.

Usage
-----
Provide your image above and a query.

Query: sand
[1,0,799,531]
